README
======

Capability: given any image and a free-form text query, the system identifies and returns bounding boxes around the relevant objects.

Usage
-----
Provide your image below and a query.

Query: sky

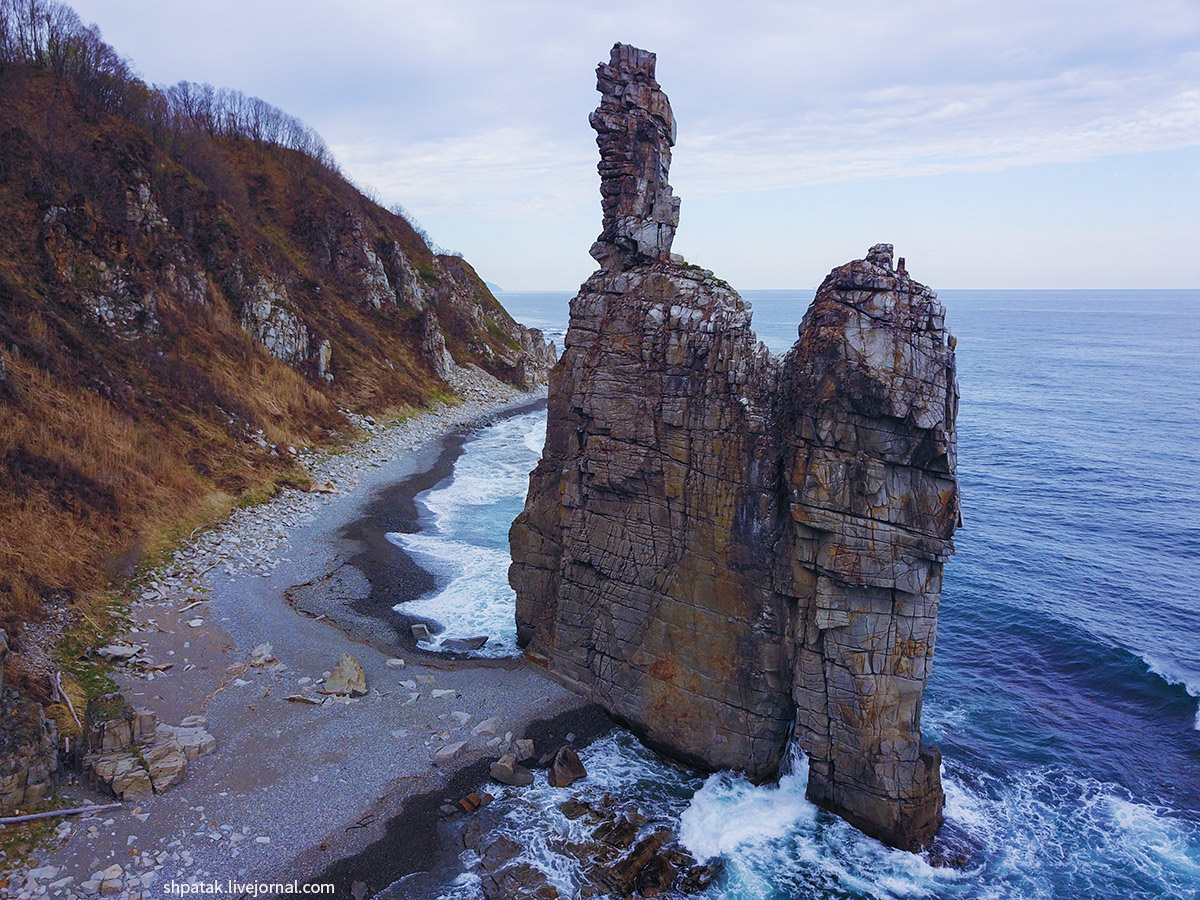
[66,0,1200,290]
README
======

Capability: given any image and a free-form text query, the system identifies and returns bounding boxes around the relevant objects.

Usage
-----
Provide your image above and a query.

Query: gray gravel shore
[3,373,589,900]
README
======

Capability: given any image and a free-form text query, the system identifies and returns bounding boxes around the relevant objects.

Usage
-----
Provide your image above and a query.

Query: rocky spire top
[588,43,681,271]
[866,242,895,270]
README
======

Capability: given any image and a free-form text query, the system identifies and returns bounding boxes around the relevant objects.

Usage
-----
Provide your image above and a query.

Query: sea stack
[509,43,960,851]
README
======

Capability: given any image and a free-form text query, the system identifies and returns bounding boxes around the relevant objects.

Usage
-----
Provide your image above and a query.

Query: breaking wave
[388,410,544,656]
[1141,652,1200,731]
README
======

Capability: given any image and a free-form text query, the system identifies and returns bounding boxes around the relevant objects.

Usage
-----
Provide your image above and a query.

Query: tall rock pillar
[588,44,681,271]
[510,43,959,852]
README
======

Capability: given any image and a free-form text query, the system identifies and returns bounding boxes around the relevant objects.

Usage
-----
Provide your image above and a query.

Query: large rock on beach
[324,654,368,696]
[82,700,214,798]
[510,42,959,851]
[490,753,534,787]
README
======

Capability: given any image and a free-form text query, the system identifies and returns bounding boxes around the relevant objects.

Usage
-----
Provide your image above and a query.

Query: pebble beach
[2,369,590,900]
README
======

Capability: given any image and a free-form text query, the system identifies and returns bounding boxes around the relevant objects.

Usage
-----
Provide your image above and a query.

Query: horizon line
[494,286,1200,293]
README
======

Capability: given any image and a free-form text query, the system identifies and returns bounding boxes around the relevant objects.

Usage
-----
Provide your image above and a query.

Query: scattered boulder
[474,833,559,900]
[97,864,124,896]
[82,698,214,798]
[132,710,158,746]
[286,694,322,705]
[157,723,216,762]
[592,815,640,851]
[144,740,186,793]
[435,740,467,762]
[411,623,432,642]
[482,862,559,900]
[323,654,367,697]
[457,792,492,814]
[558,798,592,820]
[472,716,501,736]
[89,752,151,799]
[478,833,523,871]
[461,802,717,900]
[926,821,984,869]
[84,694,137,752]
[247,643,280,668]
[547,747,587,788]
[597,830,672,898]
[96,644,143,662]
[512,738,535,761]
[676,861,721,895]
[385,657,406,669]
[490,754,534,787]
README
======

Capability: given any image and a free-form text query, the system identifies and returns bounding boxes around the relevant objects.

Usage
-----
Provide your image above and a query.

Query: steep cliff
[0,24,553,687]
[510,44,959,851]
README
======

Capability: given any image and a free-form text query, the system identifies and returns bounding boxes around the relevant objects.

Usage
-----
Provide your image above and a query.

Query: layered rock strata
[81,695,215,800]
[0,694,58,811]
[509,43,959,851]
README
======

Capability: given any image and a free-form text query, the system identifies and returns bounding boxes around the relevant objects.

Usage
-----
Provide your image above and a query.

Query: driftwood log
[0,802,121,825]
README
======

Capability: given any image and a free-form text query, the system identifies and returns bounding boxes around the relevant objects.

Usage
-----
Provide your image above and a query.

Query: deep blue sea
[393,288,1200,899]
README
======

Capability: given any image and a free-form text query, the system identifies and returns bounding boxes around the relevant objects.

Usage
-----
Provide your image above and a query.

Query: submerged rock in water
[547,746,588,788]
[510,42,959,851]
[442,635,489,652]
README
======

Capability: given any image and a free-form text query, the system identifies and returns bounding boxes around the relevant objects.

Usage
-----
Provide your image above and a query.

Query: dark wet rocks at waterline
[465,817,718,900]
[510,42,960,852]
[460,746,717,900]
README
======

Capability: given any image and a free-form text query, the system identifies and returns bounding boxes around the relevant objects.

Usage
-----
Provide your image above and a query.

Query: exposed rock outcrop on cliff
[0,55,555,662]
[510,43,959,851]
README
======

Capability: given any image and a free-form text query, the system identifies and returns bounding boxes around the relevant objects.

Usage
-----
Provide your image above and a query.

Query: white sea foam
[481,732,702,898]
[941,770,992,836]
[679,752,1200,899]
[390,534,517,655]
[1141,652,1200,731]
[677,747,959,899]
[522,418,545,455]
[937,763,1200,900]
[418,412,545,527]
[405,717,1200,900]
[388,410,544,656]
[678,751,815,862]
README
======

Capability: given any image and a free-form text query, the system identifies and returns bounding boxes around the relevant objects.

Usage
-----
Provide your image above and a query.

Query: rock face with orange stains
[509,43,959,852]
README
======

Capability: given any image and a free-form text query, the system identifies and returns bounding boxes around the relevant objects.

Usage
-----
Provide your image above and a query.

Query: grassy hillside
[0,3,552,700]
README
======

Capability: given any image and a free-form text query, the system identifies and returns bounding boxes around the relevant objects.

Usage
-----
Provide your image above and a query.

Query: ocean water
[386,410,545,656]
[394,288,1200,898]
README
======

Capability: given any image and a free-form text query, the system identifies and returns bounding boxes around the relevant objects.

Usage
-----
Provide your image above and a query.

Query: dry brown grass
[0,342,334,663]
[0,63,529,710]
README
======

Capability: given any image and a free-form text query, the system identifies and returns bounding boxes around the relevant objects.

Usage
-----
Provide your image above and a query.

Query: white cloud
[65,0,1200,286]
[303,0,1200,224]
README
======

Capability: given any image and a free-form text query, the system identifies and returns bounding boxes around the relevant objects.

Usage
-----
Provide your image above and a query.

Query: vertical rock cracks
[509,43,960,851]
